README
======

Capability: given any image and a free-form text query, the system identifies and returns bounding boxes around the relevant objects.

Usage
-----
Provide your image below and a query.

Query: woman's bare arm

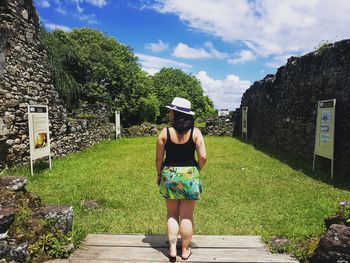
[194,128,207,170]
[155,128,166,184]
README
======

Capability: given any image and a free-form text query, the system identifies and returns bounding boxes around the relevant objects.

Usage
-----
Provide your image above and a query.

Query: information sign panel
[28,105,51,175]
[242,106,248,141]
[115,111,121,139]
[313,99,336,179]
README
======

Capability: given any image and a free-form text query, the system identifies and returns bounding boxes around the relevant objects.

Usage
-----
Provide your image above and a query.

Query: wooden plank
[83,234,266,249]
[44,260,69,263]
[70,246,299,263]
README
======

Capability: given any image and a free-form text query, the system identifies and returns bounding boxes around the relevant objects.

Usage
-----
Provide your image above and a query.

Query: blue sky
[35,0,350,110]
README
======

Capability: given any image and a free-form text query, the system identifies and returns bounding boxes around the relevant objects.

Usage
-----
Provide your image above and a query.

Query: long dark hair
[172,110,195,134]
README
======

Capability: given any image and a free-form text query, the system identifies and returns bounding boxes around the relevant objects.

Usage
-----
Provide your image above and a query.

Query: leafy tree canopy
[40,27,215,126]
[152,68,216,122]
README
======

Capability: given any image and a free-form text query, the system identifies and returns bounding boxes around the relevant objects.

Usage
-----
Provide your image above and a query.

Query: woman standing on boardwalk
[156,97,207,261]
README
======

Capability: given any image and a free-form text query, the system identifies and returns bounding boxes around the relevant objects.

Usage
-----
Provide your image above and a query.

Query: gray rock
[0,176,28,191]
[270,236,289,252]
[9,241,28,263]
[80,199,102,209]
[0,240,10,259]
[310,224,350,263]
[35,205,73,234]
[21,9,28,20]
[25,32,33,42]
[0,209,15,234]
[0,119,10,137]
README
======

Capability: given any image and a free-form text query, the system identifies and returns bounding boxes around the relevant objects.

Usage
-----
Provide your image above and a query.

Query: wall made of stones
[203,116,234,136]
[0,0,113,170]
[234,39,350,177]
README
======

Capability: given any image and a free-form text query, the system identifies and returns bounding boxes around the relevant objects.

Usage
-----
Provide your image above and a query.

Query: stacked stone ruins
[0,0,113,171]
[235,39,350,177]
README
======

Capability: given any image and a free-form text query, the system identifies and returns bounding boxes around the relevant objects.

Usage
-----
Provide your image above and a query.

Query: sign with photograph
[28,105,51,175]
[242,106,248,141]
[115,111,121,139]
[313,99,336,179]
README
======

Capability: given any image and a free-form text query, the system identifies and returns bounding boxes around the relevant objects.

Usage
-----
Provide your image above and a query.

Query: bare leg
[166,199,180,257]
[179,200,196,258]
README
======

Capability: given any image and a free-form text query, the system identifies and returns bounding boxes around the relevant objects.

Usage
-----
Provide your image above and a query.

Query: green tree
[39,27,86,110]
[41,27,158,126]
[152,68,215,122]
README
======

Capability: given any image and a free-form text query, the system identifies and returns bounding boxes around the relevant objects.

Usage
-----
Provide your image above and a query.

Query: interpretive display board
[242,106,248,141]
[28,105,51,175]
[313,99,336,179]
[115,111,121,139]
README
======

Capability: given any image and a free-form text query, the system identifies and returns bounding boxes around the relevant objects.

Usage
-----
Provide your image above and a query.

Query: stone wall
[0,0,113,170]
[202,116,234,136]
[234,39,350,177]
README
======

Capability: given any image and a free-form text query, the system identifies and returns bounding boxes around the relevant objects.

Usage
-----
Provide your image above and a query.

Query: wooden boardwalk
[48,234,299,262]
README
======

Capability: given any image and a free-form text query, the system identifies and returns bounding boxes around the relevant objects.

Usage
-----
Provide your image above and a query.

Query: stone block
[0,176,28,191]
[0,119,10,137]
[10,241,28,263]
[35,205,73,234]
[0,208,15,233]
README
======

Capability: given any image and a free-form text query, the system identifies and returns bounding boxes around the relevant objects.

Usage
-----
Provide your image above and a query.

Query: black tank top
[163,127,198,167]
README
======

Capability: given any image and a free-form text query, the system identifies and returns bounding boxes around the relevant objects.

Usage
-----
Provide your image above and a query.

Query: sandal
[181,247,192,260]
[168,249,177,262]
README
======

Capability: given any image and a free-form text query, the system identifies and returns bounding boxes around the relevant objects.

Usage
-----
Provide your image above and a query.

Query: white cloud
[85,0,107,8]
[173,42,228,59]
[203,41,228,59]
[145,40,169,52]
[71,0,107,8]
[173,43,211,59]
[136,53,192,75]
[50,0,106,24]
[45,23,72,32]
[228,50,256,64]
[265,53,297,68]
[55,6,67,15]
[75,13,98,24]
[196,71,250,110]
[152,0,350,66]
[37,0,50,8]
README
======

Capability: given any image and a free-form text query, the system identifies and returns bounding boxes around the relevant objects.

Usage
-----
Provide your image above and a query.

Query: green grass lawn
[3,136,350,261]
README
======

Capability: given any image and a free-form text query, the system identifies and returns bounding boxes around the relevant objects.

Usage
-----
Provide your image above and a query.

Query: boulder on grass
[310,224,350,263]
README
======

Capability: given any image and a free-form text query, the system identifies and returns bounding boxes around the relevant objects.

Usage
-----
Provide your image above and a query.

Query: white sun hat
[165,97,195,115]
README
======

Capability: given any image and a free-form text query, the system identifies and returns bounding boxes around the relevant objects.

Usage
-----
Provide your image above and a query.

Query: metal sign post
[313,99,336,180]
[28,105,52,176]
[115,111,121,139]
[242,106,248,142]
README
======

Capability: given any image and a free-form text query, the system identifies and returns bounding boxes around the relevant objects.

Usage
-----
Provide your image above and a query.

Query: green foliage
[139,94,160,123]
[28,229,73,261]
[39,27,85,111]
[74,113,97,119]
[314,40,331,53]
[9,205,33,241]
[152,68,216,123]
[40,26,215,125]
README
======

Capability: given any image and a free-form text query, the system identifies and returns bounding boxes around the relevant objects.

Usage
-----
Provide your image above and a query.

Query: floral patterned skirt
[159,166,202,200]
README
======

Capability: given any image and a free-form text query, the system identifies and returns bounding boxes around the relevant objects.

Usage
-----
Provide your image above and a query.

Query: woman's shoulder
[158,127,168,139]
[193,126,202,134]
[192,127,203,139]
